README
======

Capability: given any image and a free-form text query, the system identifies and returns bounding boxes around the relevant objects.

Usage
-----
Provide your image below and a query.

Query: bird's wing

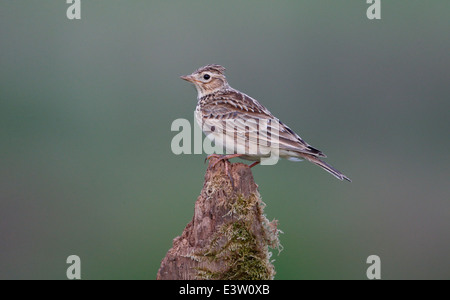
[199,90,326,157]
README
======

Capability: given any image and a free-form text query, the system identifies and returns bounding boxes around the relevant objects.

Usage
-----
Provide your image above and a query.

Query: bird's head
[181,64,229,97]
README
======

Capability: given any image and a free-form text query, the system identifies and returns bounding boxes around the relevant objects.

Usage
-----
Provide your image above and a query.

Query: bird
[181,64,351,182]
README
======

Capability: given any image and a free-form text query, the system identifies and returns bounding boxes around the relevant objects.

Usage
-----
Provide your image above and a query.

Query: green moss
[195,193,281,280]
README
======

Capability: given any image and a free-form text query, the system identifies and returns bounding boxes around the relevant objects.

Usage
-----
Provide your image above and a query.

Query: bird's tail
[302,154,351,182]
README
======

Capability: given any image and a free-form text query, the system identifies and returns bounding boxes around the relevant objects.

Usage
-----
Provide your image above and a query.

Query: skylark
[181,64,351,182]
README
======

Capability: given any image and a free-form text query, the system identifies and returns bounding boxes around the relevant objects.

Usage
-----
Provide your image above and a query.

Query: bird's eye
[203,74,211,80]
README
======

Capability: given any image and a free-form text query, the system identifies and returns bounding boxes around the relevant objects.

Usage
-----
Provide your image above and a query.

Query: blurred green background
[1,1,449,280]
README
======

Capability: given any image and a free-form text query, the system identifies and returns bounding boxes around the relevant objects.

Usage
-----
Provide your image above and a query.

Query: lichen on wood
[157,157,282,280]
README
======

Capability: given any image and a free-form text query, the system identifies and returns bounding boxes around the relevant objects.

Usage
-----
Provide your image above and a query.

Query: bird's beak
[180,75,194,83]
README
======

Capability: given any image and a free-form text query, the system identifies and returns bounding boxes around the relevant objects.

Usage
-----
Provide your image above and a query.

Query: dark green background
[1,1,449,279]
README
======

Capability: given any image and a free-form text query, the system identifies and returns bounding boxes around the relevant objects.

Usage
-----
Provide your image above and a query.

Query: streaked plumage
[181,64,351,182]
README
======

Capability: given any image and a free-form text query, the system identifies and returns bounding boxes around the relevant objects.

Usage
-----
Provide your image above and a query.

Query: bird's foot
[205,154,242,168]
[205,154,243,189]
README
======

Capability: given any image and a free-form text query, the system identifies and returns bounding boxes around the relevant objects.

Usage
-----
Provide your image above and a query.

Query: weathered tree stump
[157,157,281,280]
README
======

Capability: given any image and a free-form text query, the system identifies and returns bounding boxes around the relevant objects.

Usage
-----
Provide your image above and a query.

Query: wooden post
[157,157,281,280]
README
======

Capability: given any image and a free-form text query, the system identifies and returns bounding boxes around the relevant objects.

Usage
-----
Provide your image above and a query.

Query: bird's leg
[248,161,260,168]
[204,153,223,164]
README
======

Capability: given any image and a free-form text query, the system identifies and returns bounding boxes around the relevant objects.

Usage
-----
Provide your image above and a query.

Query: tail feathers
[305,145,326,158]
[302,154,351,182]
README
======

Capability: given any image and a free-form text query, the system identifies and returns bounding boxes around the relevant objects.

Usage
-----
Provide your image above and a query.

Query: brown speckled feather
[199,89,326,158]
[181,64,351,182]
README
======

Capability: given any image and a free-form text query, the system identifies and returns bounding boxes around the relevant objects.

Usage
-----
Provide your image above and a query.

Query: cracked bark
[157,157,280,280]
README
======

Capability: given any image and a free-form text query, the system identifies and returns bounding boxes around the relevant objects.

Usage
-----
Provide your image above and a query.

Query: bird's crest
[195,64,226,75]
